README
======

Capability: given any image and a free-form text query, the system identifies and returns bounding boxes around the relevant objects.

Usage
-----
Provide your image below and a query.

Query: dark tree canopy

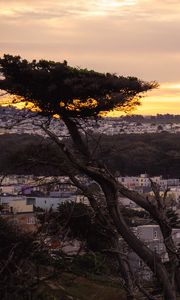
[0,54,157,117]
[1,56,180,300]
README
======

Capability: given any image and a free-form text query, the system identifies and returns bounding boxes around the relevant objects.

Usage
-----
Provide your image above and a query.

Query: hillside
[0,133,180,177]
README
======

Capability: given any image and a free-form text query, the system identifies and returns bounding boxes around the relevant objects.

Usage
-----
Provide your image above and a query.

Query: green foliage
[97,132,180,177]
[0,133,69,175]
[39,201,112,252]
[70,253,108,275]
[0,216,34,261]
[0,54,156,117]
[57,201,92,239]
[0,132,180,177]
[0,217,36,299]
[59,202,109,250]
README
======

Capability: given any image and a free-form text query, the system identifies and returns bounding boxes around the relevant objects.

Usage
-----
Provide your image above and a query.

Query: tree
[0,54,155,117]
[39,201,114,252]
[0,54,179,300]
[0,217,36,299]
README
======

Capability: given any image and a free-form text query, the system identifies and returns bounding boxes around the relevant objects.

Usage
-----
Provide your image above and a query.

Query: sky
[0,0,180,115]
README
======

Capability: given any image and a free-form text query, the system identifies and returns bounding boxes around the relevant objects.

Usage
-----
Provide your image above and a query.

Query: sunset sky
[0,0,180,115]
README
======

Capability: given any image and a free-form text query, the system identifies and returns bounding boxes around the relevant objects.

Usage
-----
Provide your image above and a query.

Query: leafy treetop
[0,54,157,118]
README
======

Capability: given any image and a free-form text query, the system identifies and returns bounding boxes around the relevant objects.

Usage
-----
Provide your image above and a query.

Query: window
[153,230,158,239]
[27,217,35,224]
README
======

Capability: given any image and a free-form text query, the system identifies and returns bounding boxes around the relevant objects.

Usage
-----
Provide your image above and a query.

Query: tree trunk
[62,117,177,300]
[80,168,176,300]
[103,186,176,300]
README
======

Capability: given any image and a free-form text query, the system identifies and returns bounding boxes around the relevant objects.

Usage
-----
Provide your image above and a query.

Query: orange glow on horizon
[1,82,180,116]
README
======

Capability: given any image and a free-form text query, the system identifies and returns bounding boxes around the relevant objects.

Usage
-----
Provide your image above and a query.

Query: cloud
[1,0,180,114]
[1,0,180,22]
[0,0,136,20]
[1,1,180,82]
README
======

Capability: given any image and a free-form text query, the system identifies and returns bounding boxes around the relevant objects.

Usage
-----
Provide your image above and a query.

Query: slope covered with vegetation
[0,132,180,177]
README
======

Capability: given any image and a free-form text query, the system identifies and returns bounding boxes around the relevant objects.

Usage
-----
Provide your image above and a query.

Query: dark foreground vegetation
[1,54,180,300]
[0,213,126,300]
[0,132,180,177]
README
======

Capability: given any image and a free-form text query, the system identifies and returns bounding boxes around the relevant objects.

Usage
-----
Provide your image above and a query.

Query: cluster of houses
[118,173,180,189]
[1,112,180,136]
[1,173,180,200]
[88,119,180,135]
[0,175,87,232]
[129,225,180,279]
[0,173,180,278]
[0,173,180,225]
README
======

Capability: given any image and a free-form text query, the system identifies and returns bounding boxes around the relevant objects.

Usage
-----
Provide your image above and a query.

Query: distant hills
[0,132,180,178]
